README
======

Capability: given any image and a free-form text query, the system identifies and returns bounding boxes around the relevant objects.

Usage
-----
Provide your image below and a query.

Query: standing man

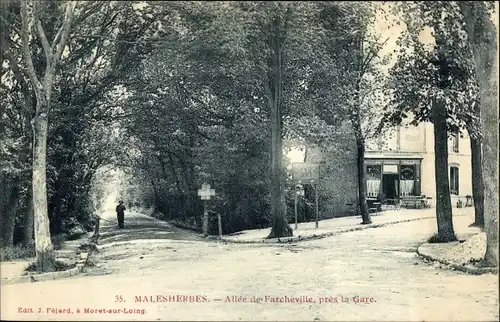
[116,200,126,229]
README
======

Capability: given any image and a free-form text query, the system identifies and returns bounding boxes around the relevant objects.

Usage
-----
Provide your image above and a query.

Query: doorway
[382,174,399,200]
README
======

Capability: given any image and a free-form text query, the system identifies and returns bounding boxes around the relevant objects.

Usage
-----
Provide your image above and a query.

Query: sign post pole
[217,213,222,239]
[315,183,319,229]
[198,183,216,238]
[203,200,208,237]
[292,162,321,228]
[294,185,298,230]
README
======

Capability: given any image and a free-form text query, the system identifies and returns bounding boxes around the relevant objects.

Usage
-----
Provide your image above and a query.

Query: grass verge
[0,244,35,261]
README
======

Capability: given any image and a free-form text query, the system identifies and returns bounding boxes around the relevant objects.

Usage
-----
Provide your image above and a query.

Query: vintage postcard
[1,1,499,321]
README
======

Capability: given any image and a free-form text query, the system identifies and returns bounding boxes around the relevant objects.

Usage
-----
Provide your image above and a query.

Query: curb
[417,244,498,275]
[215,216,436,244]
[1,237,96,286]
[169,220,201,233]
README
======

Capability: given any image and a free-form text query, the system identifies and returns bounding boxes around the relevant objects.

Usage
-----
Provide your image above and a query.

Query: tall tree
[389,2,479,242]
[459,1,498,266]
[259,3,292,237]
[313,2,390,224]
[466,108,485,228]
[19,0,76,271]
[240,2,329,237]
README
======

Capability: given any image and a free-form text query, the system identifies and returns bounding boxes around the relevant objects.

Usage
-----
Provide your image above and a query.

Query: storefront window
[400,165,415,196]
[367,165,381,179]
[400,165,415,180]
[366,165,382,197]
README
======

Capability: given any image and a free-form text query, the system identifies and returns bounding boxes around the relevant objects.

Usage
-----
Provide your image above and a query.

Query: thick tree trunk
[20,111,34,246]
[481,53,498,267]
[356,138,371,224]
[33,113,56,271]
[431,100,456,242]
[459,1,498,267]
[19,0,75,271]
[268,15,291,238]
[482,90,498,267]
[468,133,484,228]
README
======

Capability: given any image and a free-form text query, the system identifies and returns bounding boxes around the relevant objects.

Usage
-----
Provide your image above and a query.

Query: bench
[346,201,382,216]
[400,196,426,209]
[383,199,400,210]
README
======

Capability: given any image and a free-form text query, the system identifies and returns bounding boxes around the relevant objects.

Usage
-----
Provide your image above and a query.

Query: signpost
[293,184,305,229]
[294,185,298,229]
[292,162,321,229]
[198,183,216,237]
[315,183,319,229]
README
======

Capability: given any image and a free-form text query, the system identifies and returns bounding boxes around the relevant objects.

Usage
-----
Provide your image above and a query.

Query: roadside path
[224,207,473,242]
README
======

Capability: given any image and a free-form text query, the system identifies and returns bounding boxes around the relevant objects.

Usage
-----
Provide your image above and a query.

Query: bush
[0,244,35,261]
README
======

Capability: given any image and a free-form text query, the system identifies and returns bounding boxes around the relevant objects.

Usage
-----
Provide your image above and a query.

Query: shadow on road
[98,211,205,244]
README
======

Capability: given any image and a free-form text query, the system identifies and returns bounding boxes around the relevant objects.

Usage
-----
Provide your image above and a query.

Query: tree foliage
[117,1,383,235]
[387,2,479,134]
[0,1,170,254]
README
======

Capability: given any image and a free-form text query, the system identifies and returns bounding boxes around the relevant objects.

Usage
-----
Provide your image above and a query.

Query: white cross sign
[198,184,216,200]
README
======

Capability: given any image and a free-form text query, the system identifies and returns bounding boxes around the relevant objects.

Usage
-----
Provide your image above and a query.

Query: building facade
[365,122,472,205]
[298,120,472,219]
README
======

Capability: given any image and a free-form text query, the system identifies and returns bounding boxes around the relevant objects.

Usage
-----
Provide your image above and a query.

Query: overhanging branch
[53,2,77,66]
[35,18,52,64]
[19,0,42,97]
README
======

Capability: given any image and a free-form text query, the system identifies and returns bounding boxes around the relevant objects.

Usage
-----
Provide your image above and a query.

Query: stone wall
[305,126,359,219]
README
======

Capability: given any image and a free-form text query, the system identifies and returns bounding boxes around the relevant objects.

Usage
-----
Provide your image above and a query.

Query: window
[400,165,416,196]
[366,165,382,179]
[400,165,415,180]
[366,165,382,198]
[452,131,459,153]
[450,166,459,195]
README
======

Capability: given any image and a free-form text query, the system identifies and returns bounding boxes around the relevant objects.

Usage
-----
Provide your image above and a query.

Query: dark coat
[116,204,126,216]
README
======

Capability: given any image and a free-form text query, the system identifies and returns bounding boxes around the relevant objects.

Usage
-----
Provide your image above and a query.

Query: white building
[365,122,472,206]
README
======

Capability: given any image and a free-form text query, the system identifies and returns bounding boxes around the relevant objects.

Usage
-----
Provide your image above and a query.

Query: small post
[92,215,100,244]
[315,183,319,228]
[203,200,208,237]
[198,183,216,237]
[217,213,222,239]
[294,186,298,230]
